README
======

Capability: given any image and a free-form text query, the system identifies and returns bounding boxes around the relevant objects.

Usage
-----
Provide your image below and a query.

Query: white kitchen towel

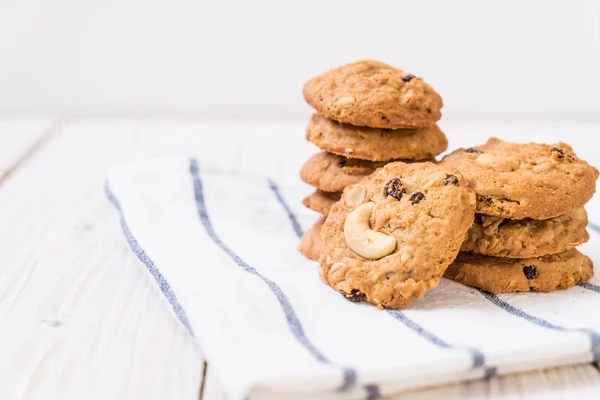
[106,157,600,400]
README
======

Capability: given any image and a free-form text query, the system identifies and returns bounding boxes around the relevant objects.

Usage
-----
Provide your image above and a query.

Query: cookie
[462,208,589,258]
[302,190,341,215]
[445,249,593,293]
[440,138,599,220]
[319,162,476,309]
[306,114,447,162]
[303,60,443,129]
[300,151,384,192]
[298,217,325,261]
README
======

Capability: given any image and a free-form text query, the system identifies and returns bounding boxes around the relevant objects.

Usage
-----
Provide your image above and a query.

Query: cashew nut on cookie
[344,202,396,259]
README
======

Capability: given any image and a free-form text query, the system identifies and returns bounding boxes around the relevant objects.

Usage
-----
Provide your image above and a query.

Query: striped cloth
[106,158,600,400]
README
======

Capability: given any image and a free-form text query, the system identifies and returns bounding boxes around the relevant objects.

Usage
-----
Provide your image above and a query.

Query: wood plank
[201,363,227,400]
[198,363,600,400]
[393,364,600,399]
[0,119,203,399]
[0,116,60,181]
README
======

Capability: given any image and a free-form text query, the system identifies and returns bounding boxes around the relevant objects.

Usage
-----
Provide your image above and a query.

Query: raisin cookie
[306,114,447,162]
[302,190,341,215]
[440,138,599,220]
[462,208,589,258]
[319,162,476,309]
[445,249,593,293]
[298,217,325,261]
[300,151,384,192]
[303,60,443,129]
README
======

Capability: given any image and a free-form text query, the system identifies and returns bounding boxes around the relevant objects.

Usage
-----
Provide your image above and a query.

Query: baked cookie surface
[303,60,443,129]
[302,190,341,215]
[319,162,476,309]
[306,114,447,162]
[445,249,593,293]
[297,217,325,261]
[462,208,589,258]
[440,138,599,220]
[300,151,384,192]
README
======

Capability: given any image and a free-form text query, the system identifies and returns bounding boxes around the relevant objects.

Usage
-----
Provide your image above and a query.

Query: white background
[1,0,600,122]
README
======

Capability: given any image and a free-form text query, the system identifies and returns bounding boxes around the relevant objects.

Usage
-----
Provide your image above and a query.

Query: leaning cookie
[300,151,385,192]
[462,208,589,258]
[298,218,325,261]
[303,59,443,129]
[302,190,341,215]
[445,249,593,294]
[319,162,476,309]
[440,138,599,220]
[306,114,447,162]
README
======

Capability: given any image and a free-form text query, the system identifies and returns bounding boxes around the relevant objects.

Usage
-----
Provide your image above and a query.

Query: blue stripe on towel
[480,290,600,361]
[386,310,492,375]
[189,160,356,391]
[588,221,600,234]
[386,310,451,349]
[267,179,303,239]
[364,384,380,400]
[580,282,600,294]
[268,178,496,382]
[580,221,600,293]
[105,182,195,337]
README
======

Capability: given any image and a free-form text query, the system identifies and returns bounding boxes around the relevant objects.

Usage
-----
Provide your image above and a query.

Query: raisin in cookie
[300,151,384,192]
[298,217,325,261]
[306,114,447,162]
[302,190,341,215]
[303,60,442,129]
[445,249,593,293]
[319,162,476,309]
[462,208,589,258]
[440,138,599,220]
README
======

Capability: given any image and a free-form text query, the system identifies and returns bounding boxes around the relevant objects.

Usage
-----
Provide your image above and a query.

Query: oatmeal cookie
[302,190,341,215]
[440,138,599,220]
[300,151,384,192]
[462,208,589,258]
[445,249,593,293]
[319,162,476,309]
[306,114,447,162]
[298,218,325,261]
[303,60,443,128]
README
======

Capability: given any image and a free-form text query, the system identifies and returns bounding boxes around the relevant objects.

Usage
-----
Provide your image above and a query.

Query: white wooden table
[1,116,600,400]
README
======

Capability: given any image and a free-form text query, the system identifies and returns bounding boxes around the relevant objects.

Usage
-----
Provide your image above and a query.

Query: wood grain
[0,120,202,399]
[0,116,60,181]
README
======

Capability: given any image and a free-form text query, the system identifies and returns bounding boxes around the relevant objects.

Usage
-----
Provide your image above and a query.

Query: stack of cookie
[298,60,448,260]
[441,138,599,293]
